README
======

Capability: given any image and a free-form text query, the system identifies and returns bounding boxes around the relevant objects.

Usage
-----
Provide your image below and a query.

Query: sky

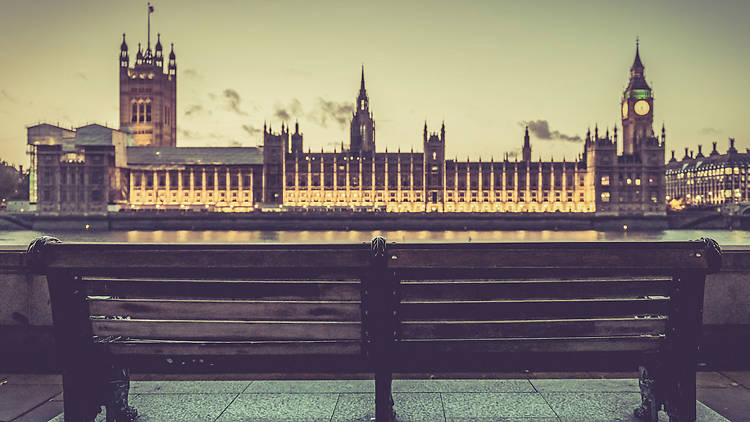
[1,0,749,166]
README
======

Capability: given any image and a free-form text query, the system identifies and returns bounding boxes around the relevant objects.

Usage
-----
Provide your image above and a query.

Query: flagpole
[147,2,151,51]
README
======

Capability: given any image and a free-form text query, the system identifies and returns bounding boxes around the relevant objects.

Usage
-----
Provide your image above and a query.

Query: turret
[710,141,719,156]
[669,150,676,163]
[154,33,163,68]
[522,126,531,162]
[119,33,129,69]
[168,43,176,77]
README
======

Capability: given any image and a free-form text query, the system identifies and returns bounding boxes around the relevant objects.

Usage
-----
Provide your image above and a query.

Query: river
[1,229,749,247]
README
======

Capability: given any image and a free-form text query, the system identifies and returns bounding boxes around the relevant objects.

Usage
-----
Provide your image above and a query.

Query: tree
[0,161,28,201]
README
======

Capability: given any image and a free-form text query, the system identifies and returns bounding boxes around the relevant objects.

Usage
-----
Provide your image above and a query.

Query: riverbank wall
[3,210,748,231]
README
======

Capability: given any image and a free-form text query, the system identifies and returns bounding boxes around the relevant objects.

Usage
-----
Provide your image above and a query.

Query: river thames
[1,229,749,247]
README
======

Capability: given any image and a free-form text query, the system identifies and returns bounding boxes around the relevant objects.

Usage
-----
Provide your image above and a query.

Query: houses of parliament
[27,18,667,216]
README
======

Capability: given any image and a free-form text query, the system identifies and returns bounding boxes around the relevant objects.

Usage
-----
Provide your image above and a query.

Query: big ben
[621,40,654,155]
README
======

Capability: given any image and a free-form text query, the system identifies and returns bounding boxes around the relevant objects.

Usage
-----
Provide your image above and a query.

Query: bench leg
[105,366,139,422]
[61,367,101,422]
[666,368,696,422]
[375,370,395,422]
[634,365,660,422]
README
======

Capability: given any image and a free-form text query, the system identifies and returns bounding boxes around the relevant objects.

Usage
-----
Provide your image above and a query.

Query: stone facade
[118,31,177,147]
[666,139,750,207]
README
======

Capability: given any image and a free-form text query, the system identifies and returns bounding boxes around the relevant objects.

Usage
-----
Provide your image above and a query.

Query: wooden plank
[388,246,707,271]
[401,279,670,301]
[91,319,361,341]
[400,298,669,320]
[43,245,369,272]
[83,278,361,301]
[396,336,663,354]
[88,298,361,321]
[400,317,667,340]
[103,339,362,356]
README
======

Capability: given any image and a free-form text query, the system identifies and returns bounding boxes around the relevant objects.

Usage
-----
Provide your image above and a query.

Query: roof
[127,146,263,166]
[666,151,750,172]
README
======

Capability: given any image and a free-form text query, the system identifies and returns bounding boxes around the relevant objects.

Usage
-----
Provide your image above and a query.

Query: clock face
[634,100,650,116]
[621,102,628,118]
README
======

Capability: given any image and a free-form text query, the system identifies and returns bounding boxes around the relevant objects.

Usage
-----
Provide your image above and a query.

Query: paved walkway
[2,373,747,421]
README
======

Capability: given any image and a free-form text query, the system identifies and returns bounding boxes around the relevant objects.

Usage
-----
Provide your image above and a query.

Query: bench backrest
[30,237,720,374]
[376,240,720,371]
[30,240,371,372]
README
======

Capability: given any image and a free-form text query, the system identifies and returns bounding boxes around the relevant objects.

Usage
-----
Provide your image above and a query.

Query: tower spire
[631,36,644,71]
[360,64,365,92]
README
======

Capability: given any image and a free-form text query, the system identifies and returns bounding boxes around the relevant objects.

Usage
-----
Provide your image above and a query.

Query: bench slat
[84,278,361,300]
[389,247,706,270]
[397,336,663,354]
[400,298,668,320]
[44,247,368,271]
[91,319,361,340]
[103,339,362,356]
[400,318,667,339]
[401,278,670,301]
[88,299,361,321]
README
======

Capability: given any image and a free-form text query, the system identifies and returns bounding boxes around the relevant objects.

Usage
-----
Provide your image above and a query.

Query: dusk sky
[1,0,748,166]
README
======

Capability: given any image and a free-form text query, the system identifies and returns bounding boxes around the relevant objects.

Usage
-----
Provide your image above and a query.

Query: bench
[27,236,721,422]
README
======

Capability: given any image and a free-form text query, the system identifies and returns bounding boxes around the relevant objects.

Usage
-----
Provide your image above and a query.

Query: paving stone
[720,371,750,389]
[446,418,559,422]
[442,392,556,419]
[394,379,534,393]
[129,393,237,422]
[217,393,338,421]
[244,379,374,393]
[698,386,750,422]
[696,372,736,388]
[131,380,251,394]
[1,374,61,385]
[530,378,638,393]
[331,392,445,422]
[541,392,729,422]
[0,384,61,421]
[12,400,63,422]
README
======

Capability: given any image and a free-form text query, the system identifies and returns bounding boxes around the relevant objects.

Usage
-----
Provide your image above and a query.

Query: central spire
[360,64,366,94]
[631,37,644,72]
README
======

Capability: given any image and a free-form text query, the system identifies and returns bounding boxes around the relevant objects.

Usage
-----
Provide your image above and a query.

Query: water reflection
[2,229,749,247]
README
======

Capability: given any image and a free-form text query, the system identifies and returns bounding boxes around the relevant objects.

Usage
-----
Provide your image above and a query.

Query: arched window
[139,103,145,122]
[132,102,138,122]
[146,103,152,122]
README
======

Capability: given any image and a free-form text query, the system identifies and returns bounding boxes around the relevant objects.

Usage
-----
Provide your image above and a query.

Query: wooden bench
[27,236,721,422]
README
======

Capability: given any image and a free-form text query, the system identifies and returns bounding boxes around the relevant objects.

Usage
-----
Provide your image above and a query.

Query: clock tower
[621,40,654,155]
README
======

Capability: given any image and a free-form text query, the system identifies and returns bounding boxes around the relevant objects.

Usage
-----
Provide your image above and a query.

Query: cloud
[699,127,721,136]
[521,120,582,143]
[228,140,242,147]
[242,124,261,136]
[1,90,16,103]
[222,89,247,115]
[273,99,303,121]
[74,72,87,80]
[178,128,199,139]
[312,98,354,129]
[184,104,209,116]
[183,69,200,79]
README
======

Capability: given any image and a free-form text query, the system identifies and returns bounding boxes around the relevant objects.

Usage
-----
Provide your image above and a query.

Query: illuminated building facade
[274,45,666,215]
[27,34,667,215]
[666,139,750,207]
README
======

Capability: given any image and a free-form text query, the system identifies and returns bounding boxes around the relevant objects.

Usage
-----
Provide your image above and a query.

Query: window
[138,103,145,122]
[601,175,610,186]
[601,192,610,202]
[132,103,138,122]
[134,174,141,187]
[91,190,103,202]
[146,103,152,122]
